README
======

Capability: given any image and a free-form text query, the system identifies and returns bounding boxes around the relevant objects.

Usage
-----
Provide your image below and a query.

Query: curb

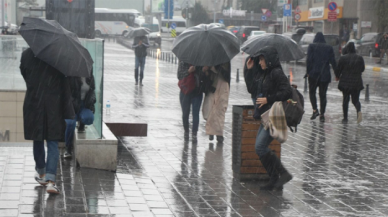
[365,65,388,72]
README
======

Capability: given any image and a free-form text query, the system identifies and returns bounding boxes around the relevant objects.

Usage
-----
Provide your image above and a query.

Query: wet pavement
[1,40,388,216]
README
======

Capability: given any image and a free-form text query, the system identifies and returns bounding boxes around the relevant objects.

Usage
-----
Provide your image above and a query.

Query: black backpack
[283,85,304,132]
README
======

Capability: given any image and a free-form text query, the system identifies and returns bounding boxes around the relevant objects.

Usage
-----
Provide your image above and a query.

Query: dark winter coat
[202,62,231,94]
[244,56,263,99]
[68,72,96,114]
[132,36,150,57]
[306,32,337,83]
[335,42,365,92]
[20,48,75,141]
[254,46,292,116]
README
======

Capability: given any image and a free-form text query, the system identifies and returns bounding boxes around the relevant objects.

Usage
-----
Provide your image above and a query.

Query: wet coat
[68,73,96,114]
[254,46,292,116]
[335,43,365,92]
[20,48,75,141]
[306,32,337,83]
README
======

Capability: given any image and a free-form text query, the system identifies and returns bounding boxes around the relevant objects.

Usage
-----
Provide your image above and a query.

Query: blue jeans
[179,91,203,134]
[65,101,84,150]
[135,56,146,82]
[255,124,274,158]
[33,140,58,182]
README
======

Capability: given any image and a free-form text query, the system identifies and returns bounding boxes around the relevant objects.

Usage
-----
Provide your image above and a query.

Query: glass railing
[0,35,104,139]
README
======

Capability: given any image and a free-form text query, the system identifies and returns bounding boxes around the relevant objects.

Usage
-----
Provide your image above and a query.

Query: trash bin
[232,105,281,180]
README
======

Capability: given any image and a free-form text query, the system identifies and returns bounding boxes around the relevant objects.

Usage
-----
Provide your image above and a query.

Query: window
[176,22,186,27]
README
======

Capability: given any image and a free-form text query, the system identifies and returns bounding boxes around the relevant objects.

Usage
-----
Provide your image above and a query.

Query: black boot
[272,154,293,190]
[259,152,279,191]
[216,135,224,143]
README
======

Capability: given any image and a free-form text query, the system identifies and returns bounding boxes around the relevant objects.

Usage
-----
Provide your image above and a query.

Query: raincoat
[254,46,292,117]
[202,62,231,136]
[306,32,337,83]
[20,48,75,141]
[335,42,365,92]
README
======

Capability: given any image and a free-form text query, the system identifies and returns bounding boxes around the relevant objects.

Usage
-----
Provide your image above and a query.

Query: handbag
[178,72,196,95]
[79,108,94,125]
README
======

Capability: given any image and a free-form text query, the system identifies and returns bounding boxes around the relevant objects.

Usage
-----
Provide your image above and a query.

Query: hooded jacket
[68,72,96,114]
[253,46,292,116]
[244,56,263,99]
[335,42,365,92]
[306,32,337,83]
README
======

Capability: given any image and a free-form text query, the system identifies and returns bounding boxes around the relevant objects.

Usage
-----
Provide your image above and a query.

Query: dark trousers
[308,77,329,115]
[135,56,146,82]
[179,91,203,134]
[342,90,361,119]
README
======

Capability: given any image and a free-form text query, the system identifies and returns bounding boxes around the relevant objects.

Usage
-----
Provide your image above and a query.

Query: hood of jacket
[252,46,281,71]
[345,42,356,54]
[313,32,326,43]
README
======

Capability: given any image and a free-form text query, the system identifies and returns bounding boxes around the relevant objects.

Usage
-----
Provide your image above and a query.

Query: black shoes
[135,81,138,85]
[310,110,320,120]
[216,136,224,143]
[78,123,85,133]
[209,135,214,140]
[260,152,292,191]
[342,119,348,124]
[319,115,325,122]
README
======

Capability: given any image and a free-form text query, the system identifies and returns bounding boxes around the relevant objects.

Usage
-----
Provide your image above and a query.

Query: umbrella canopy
[241,33,305,61]
[127,27,151,38]
[172,24,240,66]
[19,17,93,77]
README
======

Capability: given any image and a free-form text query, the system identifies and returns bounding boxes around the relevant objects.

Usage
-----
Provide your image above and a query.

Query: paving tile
[0,209,18,217]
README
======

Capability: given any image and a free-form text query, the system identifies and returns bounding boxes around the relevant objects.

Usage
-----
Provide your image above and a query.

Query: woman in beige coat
[202,62,231,143]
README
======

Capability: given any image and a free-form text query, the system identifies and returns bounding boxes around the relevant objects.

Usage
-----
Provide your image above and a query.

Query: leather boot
[259,152,279,191]
[272,153,293,190]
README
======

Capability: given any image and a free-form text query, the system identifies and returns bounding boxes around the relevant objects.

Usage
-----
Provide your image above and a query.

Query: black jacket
[68,72,96,114]
[132,36,150,57]
[335,42,365,92]
[254,46,292,116]
[244,56,263,99]
[306,32,337,83]
[20,48,75,141]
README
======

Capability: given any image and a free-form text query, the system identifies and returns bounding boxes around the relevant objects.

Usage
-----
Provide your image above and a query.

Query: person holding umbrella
[19,17,93,194]
[246,46,293,191]
[131,27,151,86]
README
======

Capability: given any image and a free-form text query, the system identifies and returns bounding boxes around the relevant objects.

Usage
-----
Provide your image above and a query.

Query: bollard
[236,69,240,82]
[365,84,370,102]
[304,77,308,93]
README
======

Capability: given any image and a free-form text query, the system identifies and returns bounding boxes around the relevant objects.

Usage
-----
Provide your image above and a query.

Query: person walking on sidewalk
[202,62,231,143]
[246,46,293,191]
[377,32,388,64]
[335,42,364,124]
[64,74,96,158]
[177,61,204,142]
[20,48,75,194]
[132,35,150,86]
[306,32,337,122]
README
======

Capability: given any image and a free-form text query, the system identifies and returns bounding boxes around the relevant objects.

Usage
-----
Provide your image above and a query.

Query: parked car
[356,32,383,57]
[229,26,240,36]
[299,33,341,60]
[247,31,266,40]
[236,26,260,44]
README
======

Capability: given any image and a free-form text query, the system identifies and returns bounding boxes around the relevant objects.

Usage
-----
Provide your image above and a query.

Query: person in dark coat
[177,61,205,142]
[132,35,150,86]
[246,46,293,191]
[244,56,263,104]
[306,32,337,122]
[377,32,388,64]
[335,42,364,124]
[20,48,75,194]
[64,74,96,158]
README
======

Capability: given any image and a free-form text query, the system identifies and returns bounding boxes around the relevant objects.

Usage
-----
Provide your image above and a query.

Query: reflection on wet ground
[1,41,388,216]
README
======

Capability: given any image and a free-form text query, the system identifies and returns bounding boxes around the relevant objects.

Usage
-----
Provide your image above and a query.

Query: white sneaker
[357,111,362,124]
[46,182,60,194]
[34,173,48,186]
[63,151,72,159]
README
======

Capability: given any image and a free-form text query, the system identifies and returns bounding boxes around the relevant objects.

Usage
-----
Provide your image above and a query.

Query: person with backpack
[306,32,337,122]
[177,61,204,142]
[246,46,293,191]
[132,35,150,86]
[335,42,364,124]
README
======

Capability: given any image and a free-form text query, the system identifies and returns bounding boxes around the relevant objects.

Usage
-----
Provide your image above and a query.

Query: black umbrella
[19,17,93,77]
[172,24,240,66]
[127,27,151,38]
[241,33,305,61]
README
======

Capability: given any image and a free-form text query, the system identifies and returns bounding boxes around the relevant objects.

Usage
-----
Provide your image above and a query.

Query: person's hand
[247,58,254,69]
[335,77,339,81]
[202,66,209,72]
[256,97,268,108]
[138,40,142,45]
[188,66,195,73]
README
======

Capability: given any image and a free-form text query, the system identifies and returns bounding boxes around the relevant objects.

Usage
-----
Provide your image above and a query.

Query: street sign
[294,14,301,21]
[265,10,272,17]
[164,0,174,19]
[328,11,337,22]
[262,8,268,14]
[328,2,337,12]
[295,6,301,14]
[170,22,176,29]
[219,19,224,24]
[261,15,267,21]
[283,4,292,17]
[171,29,176,38]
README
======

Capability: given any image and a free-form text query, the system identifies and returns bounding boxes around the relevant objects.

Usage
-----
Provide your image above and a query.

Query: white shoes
[357,111,362,124]
[34,173,48,186]
[46,182,60,194]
